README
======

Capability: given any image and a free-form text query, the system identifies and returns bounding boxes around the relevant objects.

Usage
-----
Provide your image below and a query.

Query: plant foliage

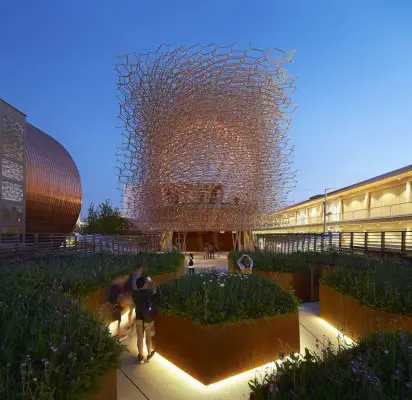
[249,331,412,399]
[322,258,412,316]
[0,252,183,399]
[158,272,299,325]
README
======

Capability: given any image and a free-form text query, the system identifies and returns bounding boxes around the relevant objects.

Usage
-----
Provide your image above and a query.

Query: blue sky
[1,0,411,217]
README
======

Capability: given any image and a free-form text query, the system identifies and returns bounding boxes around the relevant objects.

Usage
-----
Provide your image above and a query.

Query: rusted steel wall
[25,123,81,233]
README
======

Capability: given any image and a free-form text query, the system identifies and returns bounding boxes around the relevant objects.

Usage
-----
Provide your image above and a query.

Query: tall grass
[249,331,412,399]
[158,272,299,325]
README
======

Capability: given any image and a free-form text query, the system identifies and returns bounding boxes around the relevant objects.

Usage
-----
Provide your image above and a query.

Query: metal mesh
[116,44,295,231]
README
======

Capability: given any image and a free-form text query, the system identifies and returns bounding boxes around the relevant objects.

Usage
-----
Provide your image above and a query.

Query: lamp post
[323,188,333,234]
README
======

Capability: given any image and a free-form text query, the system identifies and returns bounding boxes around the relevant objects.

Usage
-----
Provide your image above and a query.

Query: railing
[256,231,412,257]
[0,233,162,265]
[272,201,412,227]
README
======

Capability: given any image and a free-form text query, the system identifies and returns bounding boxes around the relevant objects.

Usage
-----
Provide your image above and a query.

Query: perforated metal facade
[0,99,82,235]
[0,100,26,234]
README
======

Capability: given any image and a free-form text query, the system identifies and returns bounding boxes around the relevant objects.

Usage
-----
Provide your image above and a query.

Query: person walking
[107,277,124,337]
[122,264,143,328]
[132,276,158,363]
[188,253,195,276]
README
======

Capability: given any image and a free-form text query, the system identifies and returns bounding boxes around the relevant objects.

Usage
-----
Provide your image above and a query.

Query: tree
[81,200,136,234]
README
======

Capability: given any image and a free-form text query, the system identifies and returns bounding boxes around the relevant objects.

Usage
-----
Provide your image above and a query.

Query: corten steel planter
[254,269,311,302]
[227,256,236,273]
[309,264,333,302]
[320,284,412,341]
[86,369,117,400]
[155,312,300,385]
[84,266,184,324]
[151,264,185,285]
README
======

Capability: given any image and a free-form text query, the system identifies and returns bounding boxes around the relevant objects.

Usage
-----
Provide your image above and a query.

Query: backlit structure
[117,44,295,235]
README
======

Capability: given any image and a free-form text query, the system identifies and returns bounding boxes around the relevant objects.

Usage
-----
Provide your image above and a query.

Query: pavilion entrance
[172,231,234,252]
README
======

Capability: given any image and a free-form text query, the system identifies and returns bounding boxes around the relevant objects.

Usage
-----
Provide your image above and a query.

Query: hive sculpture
[116,44,295,232]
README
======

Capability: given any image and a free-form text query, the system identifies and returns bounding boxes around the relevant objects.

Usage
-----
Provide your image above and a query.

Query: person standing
[132,276,158,363]
[188,253,195,276]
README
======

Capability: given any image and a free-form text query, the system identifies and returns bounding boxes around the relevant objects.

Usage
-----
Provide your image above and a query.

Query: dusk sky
[1,0,411,218]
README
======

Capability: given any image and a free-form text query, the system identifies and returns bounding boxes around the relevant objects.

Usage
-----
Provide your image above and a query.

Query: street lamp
[323,188,334,234]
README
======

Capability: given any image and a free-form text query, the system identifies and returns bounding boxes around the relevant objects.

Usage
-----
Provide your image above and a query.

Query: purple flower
[406,382,412,391]
[269,383,279,393]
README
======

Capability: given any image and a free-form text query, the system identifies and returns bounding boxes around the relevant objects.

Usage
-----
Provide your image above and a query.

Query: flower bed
[0,263,122,399]
[249,331,412,399]
[321,259,412,339]
[156,273,300,384]
[230,251,404,302]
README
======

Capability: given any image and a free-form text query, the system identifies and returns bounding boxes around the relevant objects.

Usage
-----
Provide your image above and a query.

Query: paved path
[114,255,352,399]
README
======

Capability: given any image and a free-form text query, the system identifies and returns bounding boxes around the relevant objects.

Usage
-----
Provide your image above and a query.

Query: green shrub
[229,251,312,273]
[322,259,412,316]
[29,252,184,296]
[230,250,404,274]
[249,331,412,399]
[0,252,184,399]
[0,265,123,400]
[158,272,299,325]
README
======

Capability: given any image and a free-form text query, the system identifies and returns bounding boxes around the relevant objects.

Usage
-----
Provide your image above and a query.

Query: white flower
[220,283,225,288]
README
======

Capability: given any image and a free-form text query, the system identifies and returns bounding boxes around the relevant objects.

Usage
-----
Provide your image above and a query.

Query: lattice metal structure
[117,44,295,232]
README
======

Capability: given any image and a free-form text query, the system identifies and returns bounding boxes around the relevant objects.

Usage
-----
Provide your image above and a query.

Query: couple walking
[108,265,158,364]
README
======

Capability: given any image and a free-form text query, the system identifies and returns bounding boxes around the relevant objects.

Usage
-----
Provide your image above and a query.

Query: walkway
[113,255,352,400]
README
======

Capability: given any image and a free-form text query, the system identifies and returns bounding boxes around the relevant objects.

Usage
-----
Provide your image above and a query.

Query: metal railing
[0,233,162,265]
[272,201,412,227]
[255,231,412,257]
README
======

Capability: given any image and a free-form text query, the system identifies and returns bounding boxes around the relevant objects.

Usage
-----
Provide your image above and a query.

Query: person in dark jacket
[132,276,158,363]
[107,277,124,337]
[122,265,143,328]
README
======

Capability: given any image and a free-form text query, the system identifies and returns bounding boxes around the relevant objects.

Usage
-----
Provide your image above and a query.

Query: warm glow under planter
[155,311,300,385]
[320,284,412,340]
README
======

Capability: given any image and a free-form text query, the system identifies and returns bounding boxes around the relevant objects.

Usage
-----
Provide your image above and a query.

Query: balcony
[272,201,412,228]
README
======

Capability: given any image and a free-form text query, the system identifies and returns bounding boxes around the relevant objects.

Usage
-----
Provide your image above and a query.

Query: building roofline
[0,98,27,117]
[278,164,412,213]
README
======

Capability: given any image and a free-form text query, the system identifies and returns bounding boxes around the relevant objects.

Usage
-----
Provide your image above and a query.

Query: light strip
[154,352,277,390]
[318,318,356,345]
[110,311,357,390]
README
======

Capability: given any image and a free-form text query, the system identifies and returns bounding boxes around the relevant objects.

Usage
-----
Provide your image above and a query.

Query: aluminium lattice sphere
[116,44,295,232]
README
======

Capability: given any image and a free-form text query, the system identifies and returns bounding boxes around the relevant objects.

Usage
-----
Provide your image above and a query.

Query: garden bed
[249,331,412,399]
[229,251,337,302]
[157,273,300,384]
[0,252,184,399]
[320,259,412,340]
[320,284,412,340]
[156,311,299,384]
